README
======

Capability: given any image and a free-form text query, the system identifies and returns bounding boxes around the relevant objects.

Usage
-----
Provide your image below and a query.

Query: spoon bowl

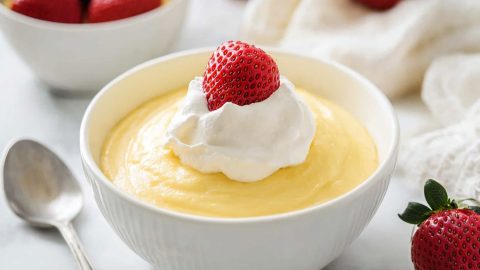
[3,139,82,227]
[2,139,93,270]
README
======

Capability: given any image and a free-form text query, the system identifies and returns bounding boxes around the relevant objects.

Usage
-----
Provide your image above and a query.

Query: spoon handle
[57,222,94,270]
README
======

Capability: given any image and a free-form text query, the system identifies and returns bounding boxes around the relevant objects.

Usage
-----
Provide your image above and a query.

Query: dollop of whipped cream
[164,76,316,182]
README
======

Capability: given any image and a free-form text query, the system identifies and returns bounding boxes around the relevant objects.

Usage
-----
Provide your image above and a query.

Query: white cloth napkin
[400,54,480,197]
[242,0,480,98]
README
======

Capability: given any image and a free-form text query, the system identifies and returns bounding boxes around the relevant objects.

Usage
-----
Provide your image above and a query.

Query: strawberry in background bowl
[9,0,83,23]
[0,0,188,94]
[7,0,163,24]
[87,0,162,23]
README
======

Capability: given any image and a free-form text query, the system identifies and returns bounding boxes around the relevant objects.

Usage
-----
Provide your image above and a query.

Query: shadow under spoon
[2,139,93,270]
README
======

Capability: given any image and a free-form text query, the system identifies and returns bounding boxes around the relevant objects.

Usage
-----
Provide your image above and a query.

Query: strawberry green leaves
[399,179,480,225]
[424,179,449,211]
[398,202,431,225]
[398,179,448,225]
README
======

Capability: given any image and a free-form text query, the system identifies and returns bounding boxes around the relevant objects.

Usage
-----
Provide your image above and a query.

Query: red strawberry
[87,0,161,23]
[353,0,401,11]
[203,41,280,111]
[399,179,480,270]
[10,0,82,23]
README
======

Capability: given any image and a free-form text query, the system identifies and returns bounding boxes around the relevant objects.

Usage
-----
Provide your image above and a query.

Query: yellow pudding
[100,88,378,218]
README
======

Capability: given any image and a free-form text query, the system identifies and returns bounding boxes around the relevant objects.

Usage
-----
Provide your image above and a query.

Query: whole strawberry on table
[399,179,480,270]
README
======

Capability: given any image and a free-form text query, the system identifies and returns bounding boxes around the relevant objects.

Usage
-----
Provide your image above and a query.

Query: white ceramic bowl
[0,0,189,94]
[80,48,399,270]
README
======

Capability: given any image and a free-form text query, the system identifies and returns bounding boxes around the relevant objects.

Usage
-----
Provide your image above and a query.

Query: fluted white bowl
[80,48,399,270]
[0,0,189,94]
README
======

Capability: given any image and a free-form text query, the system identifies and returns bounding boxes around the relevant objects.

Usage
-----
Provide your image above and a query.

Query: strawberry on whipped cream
[164,41,316,182]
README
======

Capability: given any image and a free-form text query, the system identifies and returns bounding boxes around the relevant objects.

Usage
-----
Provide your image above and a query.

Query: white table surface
[0,0,437,269]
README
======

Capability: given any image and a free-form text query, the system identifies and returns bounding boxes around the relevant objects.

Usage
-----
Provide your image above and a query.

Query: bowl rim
[80,47,400,224]
[0,0,186,31]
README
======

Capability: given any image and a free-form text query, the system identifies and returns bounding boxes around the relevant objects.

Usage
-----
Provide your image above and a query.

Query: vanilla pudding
[100,41,378,218]
[100,85,378,217]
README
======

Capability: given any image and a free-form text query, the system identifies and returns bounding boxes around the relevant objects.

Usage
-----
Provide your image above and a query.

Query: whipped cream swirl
[164,76,316,182]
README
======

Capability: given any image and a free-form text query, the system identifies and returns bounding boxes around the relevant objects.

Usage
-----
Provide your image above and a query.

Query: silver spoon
[2,139,93,270]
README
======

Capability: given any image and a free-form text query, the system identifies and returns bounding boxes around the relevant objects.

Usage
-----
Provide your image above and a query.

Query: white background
[0,0,436,269]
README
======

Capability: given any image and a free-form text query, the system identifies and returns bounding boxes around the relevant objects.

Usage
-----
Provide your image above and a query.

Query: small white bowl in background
[80,48,399,270]
[0,0,189,94]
